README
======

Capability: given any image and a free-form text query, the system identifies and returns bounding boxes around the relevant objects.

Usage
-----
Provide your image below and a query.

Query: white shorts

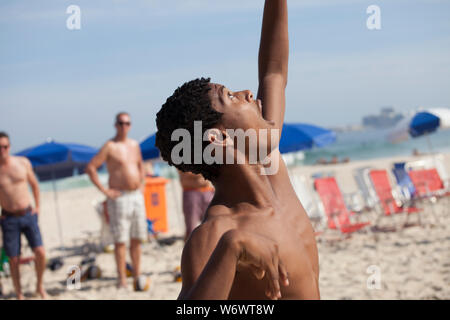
[106,190,148,243]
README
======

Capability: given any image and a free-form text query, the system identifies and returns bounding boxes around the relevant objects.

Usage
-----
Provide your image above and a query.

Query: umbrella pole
[424,133,440,224]
[51,174,65,253]
[425,133,440,169]
[425,133,433,155]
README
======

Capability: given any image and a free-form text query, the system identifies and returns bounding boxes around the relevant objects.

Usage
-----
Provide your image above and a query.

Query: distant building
[362,107,404,129]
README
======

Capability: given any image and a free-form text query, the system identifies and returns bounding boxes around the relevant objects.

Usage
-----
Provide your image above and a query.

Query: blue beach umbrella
[387,108,450,143]
[140,133,159,161]
[16,139,99,253]
[279,123,337,154]
[16,140,99,181]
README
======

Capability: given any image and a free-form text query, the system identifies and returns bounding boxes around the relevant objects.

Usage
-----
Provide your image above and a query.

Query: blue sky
[1,0,449,152]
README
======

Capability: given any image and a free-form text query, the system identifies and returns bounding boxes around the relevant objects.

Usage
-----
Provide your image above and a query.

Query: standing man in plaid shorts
[86,112,148,290]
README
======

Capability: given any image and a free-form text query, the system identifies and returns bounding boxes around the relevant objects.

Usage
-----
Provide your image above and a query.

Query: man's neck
[114,133,127,142]
[0,156,10,166]
[213,162,276,209]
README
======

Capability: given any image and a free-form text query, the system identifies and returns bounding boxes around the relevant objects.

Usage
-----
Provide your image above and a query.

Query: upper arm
[178,242,195,299]
[88,142,110,170]
[178,232,204,299]
[23,158,39,188]
[136,142,144,173]
[178,223,220,299]
[257,74,286,133]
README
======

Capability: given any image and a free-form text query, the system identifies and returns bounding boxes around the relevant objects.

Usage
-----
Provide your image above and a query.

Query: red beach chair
[408,168,450,224]
[408,168,450,198]
[369,169,422,229]
[314,177,370,235]
[369,169,421,216]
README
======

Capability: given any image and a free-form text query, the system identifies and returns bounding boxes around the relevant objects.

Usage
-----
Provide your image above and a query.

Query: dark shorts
[0,210,43,258]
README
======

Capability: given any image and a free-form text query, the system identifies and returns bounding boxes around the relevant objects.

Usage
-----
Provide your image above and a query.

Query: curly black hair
[155,77,223,181]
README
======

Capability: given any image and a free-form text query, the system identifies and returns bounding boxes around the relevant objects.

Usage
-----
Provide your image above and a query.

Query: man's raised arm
[257,0,289,133]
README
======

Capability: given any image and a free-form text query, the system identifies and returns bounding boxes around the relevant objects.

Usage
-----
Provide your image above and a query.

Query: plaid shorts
[106,190,147,243]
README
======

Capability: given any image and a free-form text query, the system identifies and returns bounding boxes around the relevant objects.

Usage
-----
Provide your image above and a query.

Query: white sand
[0,153,449,300]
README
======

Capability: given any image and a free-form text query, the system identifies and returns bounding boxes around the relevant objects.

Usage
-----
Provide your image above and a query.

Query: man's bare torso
[0,156,33,211]
[105,139,142,191]
[183,153,320,299]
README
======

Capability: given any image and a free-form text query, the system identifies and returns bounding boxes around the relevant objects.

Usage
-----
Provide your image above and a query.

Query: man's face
[0,137,10,160]
[115,114,132,136]
[208,83,276,158]
[208,83,270,131]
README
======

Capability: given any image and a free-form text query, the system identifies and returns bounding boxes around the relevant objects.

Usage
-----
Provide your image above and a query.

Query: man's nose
[244,90,254,102]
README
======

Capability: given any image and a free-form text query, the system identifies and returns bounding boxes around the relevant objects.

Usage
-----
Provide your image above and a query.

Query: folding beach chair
[404,156,450,191]
[408,168,450,199]
[408,168,450,222]
[290,172,324,231]
[313,177,370,237]
[368,169,421,229]
[353,166,379,211]
[392,162,416,201]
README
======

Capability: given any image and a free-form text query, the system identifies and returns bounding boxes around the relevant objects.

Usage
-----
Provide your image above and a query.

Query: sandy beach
[1,153,449,300]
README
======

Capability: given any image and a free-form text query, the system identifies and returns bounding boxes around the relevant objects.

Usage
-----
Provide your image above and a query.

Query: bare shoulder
[184,206,234,257]
[15,156,32,168]
[127,138,139,147]
[104,139,115,149]
[100,140,116,154]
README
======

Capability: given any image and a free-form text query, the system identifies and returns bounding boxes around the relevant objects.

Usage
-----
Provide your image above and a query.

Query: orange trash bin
[143,177,170,233]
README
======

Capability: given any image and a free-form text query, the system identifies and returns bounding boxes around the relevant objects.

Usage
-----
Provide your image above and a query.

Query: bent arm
[257,0,289,134]
[178,231,239,300]
[178,229,288,300]
[86,143,109,195]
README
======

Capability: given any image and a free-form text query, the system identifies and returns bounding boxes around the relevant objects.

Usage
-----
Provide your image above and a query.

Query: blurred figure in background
[86,113,148,290]
[178,170,214,242]
[0,132,46,299]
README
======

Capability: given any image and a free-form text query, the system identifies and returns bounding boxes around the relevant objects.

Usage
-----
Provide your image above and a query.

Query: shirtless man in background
[178,170,214,242]
[0,132,47,299]
[155,0,320,299]
[86,112,148,290]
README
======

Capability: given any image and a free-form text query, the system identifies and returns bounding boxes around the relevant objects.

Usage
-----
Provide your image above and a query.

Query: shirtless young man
[0,132,47,300]
[86,112,148,290]
[155,0,320,299]
[178,170,214,241]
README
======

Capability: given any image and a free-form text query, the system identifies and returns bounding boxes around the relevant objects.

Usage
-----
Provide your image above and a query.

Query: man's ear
[206,128,231,147]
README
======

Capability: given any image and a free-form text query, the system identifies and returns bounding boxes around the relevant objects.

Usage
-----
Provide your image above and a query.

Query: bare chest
[0,163,27,189]
[107,144,138,167]
[215,208,314,299]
